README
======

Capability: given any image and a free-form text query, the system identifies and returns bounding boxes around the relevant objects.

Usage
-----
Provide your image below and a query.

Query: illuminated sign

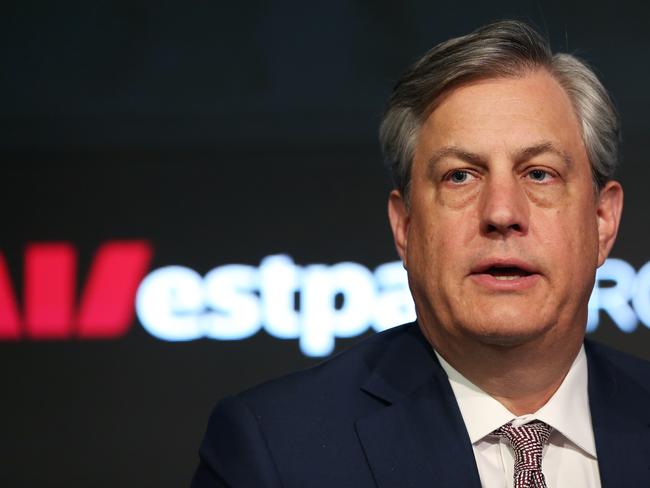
[587,258,650,333]
[0,241,153,339]
[3,242,650,357]
[135,255,415,356]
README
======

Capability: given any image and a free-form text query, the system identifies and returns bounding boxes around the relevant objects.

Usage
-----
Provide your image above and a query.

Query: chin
[459,312,554,347]
[472,330,545,347]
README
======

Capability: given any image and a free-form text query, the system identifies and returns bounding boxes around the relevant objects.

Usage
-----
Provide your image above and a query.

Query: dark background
[2,1,650,487]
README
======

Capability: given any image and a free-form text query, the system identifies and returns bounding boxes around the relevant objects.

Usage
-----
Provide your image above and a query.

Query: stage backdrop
[3,2,650,487]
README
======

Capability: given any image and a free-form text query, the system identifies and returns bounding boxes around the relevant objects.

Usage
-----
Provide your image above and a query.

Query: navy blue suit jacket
[191,322,650,487]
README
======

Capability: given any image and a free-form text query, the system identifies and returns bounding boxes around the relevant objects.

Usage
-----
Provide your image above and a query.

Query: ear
[387,190,410,267]
[596,180,624,267]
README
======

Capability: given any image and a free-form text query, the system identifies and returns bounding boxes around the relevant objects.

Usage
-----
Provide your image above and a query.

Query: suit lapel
[355,324,481,488]
[586,341,650,487]
[354,330,650,487]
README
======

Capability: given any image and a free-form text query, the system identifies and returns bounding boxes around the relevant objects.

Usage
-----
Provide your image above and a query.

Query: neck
[424,326,583,416]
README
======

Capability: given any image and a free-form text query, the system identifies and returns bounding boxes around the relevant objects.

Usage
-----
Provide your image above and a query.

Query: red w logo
[0,241,153,340]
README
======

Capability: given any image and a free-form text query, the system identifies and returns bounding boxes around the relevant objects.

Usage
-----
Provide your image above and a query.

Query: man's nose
[479,174,529,237]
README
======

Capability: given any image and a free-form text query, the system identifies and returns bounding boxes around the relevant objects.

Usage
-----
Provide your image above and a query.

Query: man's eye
[528,169,550,181]
[448,170,471,183]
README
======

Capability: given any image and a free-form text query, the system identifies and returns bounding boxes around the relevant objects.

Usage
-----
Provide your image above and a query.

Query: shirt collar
[435,346,597,458]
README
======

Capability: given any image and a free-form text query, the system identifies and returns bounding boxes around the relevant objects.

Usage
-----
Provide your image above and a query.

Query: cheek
[407,215,440,267]
[565,198,599,246]
[535,205,599,269]
[407,210,469,278]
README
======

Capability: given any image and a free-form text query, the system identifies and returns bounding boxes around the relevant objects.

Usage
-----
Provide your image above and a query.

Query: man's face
[388,70,623,350]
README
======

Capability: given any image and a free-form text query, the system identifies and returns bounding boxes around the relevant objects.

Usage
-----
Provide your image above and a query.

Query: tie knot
[493,420,552,451]
[492,420,552,487]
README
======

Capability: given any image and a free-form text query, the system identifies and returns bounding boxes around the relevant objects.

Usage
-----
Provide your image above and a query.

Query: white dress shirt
[435,347,601,487]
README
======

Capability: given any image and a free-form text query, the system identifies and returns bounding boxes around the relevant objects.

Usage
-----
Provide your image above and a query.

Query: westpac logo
[135,255,415,356]
[0,241,152,339]
[3,241,650,356]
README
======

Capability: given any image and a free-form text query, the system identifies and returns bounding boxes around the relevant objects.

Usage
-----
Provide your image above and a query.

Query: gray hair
[379,20,620,200]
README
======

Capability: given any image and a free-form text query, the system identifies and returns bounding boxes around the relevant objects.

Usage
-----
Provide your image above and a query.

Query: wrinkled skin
[388,70,623,362]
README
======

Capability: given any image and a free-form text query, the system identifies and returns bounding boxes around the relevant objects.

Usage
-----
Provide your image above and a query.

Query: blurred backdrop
[2,1,650,486]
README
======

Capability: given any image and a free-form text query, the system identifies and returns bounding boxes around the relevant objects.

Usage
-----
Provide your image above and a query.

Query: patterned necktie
[491,420,553,488]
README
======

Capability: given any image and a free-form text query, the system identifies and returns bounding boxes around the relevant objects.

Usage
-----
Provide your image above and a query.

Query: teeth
[494,275,522,280]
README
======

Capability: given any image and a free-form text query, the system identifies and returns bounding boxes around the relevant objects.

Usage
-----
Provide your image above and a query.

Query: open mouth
[469,259,539,290]
[485,266,533,281]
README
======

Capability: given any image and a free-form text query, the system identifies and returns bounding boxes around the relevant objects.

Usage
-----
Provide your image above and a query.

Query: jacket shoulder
[586,339,650,392]
[193,323,421,487]
[239,322,416,408]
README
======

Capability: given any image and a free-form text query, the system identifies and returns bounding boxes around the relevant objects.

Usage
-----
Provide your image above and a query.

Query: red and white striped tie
[492,420,552,488]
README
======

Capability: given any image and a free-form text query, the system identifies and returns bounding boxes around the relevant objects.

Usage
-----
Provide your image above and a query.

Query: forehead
[415,70,588,166]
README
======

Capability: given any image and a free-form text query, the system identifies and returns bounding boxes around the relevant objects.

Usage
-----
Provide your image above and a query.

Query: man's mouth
[469,259,540,290]
[485,266,533,281]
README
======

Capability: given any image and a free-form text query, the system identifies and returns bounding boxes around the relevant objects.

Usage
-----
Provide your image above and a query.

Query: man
[192,20,650,487]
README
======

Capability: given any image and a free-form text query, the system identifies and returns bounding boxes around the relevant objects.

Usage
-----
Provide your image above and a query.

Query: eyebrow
[426,141,574,172]
[427,146,486,169]
[514,142,574,168]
